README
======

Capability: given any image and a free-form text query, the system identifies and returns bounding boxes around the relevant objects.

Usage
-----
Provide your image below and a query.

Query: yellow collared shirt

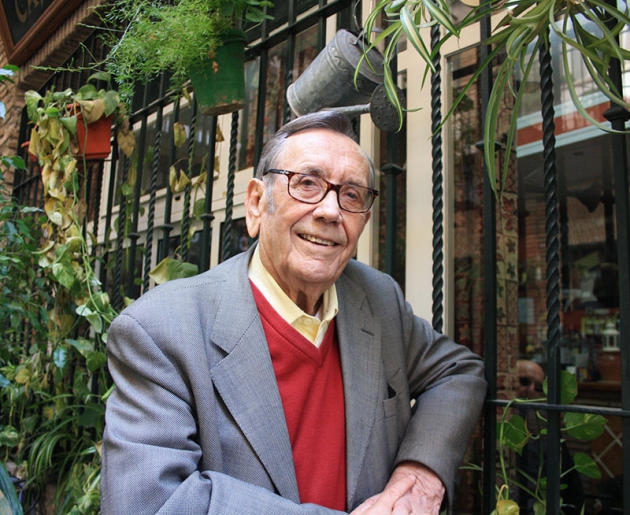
[248,246,338,348]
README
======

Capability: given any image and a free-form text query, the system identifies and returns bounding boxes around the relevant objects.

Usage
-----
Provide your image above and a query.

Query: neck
[293,291,323,316]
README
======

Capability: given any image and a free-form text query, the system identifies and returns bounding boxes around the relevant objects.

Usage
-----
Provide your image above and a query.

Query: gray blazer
[102,247,486,514]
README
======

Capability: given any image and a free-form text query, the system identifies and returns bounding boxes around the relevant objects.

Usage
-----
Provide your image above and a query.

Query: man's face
[246,128,371,305]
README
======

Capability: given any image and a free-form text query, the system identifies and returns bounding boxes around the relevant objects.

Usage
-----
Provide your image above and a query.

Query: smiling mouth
[299,234,337,246]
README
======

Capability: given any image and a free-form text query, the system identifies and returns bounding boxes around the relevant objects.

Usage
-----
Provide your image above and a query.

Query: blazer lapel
[209,250,300,502]
[336,271,382,508]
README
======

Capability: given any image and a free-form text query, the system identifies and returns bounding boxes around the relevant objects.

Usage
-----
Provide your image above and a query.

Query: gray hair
[256,111,376,190]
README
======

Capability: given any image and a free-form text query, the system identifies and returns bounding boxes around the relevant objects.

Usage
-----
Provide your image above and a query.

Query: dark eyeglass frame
[262,169,379,213]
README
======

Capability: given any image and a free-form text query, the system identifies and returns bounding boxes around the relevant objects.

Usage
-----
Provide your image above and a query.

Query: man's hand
[350,461,445,515]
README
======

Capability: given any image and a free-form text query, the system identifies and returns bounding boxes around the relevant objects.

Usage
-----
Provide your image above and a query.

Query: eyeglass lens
[288,173,373,212]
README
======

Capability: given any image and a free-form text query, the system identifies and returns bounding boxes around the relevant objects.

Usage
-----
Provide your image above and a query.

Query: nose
[313,188,342,221]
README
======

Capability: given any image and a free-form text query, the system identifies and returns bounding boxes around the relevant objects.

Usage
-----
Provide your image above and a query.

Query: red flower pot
[21,141,37,163]
[75,112,114,160]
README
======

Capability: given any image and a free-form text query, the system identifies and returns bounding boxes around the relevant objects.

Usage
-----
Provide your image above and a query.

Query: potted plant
[102,0,273,115]
[358,0,630,187]
[24,72,134,169]
[463,371,606,514]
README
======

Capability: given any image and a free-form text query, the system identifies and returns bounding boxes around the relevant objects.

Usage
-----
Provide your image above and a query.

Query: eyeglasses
[263,169,379,213]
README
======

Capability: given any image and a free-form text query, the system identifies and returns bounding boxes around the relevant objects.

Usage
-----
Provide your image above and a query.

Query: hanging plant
[359,0,630,190]
[102,0,273,112]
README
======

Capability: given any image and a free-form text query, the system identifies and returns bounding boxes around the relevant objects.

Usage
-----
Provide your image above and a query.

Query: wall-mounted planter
[187,30,246,117]
[75,112,114,160]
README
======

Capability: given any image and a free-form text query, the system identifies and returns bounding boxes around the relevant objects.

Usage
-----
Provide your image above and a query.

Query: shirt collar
[248,245,338,332]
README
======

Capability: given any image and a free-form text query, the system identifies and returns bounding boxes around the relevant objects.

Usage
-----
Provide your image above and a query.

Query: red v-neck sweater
[251,283,347,510]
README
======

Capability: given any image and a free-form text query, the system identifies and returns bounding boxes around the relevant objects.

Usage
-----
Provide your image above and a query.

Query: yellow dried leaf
[173,122,187,148]
[81,98,106,124]
[73,199,87,224]
[117,129,135,157]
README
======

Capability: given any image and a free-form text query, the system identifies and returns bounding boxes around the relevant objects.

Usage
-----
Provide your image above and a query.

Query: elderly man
[102,111,486,514]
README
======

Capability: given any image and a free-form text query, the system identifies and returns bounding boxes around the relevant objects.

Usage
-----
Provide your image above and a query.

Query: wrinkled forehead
[278,128,373,184]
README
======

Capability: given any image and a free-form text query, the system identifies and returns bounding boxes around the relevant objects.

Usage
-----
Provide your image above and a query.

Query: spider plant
[359,0,630,191]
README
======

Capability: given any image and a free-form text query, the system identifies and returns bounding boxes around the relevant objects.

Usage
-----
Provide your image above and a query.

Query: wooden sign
[0,0,84,65]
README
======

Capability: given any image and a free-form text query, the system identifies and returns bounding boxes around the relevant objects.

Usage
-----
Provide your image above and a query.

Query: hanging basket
[75,111,114,160]
[187,30,246,117]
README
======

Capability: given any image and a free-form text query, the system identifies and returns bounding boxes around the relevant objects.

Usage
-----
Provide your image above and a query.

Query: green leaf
[0,460,23,515]
[400,6,434,72]
[0,426,19,446]
[421,0,459,37]
[544,370,578,404]
[571,452,601,479]
[149,257,198,285]
[86,351,107,373]
[564,412,607,441]
[76,83,98,100]
[66,338,94,357]
[533,500,546,515]
[53,345,68,369]
[51,258,76,289]
[498,414,530,454]
[78,402,104,428]
[59,115,78,136]
[0,373,9,388]
[86,312,103,334]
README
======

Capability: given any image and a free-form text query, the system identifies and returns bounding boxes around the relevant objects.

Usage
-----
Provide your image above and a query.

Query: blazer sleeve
[101,312,346,515]
[386,274,487,505]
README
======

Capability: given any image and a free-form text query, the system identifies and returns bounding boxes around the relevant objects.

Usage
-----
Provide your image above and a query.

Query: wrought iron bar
[142,79,165,291]
[180,100,197,263]
[90,160,104,258]
[100,144,119,288]
[478,8,497,513]
[282,0,296,125]
[199,116,218,273]
[487,398,630,418]
[430,22,444,332]
[113,155,131,311]
[126,84,150,298]
[602,0,630,505]
[246,0,353,59]
[158,97,181,262]
[383,54,400,280]
[538,31,562,515]
[222,111,239,262]
[253,50,269,173]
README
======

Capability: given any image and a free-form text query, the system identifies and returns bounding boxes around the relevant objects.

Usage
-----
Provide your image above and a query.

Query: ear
[245,178,266,238]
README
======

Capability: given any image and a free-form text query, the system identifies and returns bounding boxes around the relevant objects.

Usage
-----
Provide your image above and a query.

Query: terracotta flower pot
[21,141,37,163]
[75,112,114,160]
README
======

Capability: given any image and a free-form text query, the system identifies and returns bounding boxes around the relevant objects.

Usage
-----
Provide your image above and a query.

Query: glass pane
[450,27,628,512]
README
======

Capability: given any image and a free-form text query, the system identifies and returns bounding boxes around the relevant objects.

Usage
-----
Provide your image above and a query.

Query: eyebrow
[299,168,369,188]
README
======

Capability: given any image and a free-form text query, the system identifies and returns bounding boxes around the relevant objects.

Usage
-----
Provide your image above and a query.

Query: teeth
[300,234,335,246]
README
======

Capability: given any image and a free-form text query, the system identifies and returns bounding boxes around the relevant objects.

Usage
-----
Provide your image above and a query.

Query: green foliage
[1,84,120,512]
[496,371,605,511]
[24,73,135,174]
[360,0,630,192]
[102,0,273,104]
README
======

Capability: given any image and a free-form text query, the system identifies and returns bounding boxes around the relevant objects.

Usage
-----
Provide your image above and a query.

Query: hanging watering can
[287,30,384,117]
